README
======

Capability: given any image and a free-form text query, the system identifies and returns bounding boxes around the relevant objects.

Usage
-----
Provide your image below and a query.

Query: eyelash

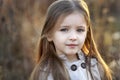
[77,29,85,32]
[60,28,85,32]
[60,28,68,32]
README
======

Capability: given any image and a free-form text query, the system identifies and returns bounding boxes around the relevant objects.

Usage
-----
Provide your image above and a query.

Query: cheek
[79,33,87,43]
[80,37,86,43]
[54,31,66,39]
[52,32,65,43]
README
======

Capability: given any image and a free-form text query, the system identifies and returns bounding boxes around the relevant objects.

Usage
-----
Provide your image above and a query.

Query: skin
[48,12,87,62]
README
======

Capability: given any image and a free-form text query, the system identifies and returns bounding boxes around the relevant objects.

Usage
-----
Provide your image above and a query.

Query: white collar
[58,50,85,62]
[58,50,98,67]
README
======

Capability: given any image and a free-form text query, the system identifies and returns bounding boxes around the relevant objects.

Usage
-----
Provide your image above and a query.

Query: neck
[66,54,79,62]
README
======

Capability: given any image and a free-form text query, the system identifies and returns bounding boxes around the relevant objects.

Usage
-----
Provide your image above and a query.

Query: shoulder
[90,58,105,80]
[37,66,53,80]
[91,58,98,67]
[38,69,53,80]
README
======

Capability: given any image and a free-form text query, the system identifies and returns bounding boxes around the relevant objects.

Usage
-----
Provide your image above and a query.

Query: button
[81,63,86,69]
[71,64,77,71]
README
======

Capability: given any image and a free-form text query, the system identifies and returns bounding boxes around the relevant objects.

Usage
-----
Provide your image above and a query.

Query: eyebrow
[60,25,70,28]
[76,25,86,29]
[61,25,86,28]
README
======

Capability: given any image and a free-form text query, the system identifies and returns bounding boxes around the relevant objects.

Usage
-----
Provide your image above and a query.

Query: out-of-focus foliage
[0,0,120,80]
[86,0,120,80]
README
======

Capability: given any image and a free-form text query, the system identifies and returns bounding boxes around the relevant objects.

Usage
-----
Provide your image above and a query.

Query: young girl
[30,0,112,80]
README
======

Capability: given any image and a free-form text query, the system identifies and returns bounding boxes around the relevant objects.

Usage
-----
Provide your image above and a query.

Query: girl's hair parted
[30,0,112,80]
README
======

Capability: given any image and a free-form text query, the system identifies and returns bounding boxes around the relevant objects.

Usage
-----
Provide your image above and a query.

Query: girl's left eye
[77,29,85,32]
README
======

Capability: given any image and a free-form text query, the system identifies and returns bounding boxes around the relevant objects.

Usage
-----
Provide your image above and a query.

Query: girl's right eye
[60,28,68,32]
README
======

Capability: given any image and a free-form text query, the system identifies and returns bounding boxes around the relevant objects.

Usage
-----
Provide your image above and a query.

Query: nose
[69,31,77,41]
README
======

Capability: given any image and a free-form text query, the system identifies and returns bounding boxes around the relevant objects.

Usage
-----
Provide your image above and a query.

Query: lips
[66,44,78,46]
[66,44,78,48]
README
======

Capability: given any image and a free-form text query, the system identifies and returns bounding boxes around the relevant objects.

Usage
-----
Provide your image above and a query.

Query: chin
[66,51,77,55]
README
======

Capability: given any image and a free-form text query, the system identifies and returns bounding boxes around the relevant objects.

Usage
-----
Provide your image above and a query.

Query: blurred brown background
[0,0,120,80]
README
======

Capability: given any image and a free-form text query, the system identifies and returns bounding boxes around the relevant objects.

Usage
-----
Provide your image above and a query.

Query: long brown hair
[30,0,112,80]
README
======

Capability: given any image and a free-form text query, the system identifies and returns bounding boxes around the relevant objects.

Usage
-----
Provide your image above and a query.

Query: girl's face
[48,12,87,61]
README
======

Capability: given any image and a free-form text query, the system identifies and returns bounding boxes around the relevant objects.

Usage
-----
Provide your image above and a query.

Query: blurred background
[0,0,120,80]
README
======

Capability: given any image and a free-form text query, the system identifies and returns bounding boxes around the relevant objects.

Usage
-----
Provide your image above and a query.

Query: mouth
[66,44,78,48]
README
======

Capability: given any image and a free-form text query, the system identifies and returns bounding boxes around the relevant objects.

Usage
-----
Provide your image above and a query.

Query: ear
[46,34,53,42]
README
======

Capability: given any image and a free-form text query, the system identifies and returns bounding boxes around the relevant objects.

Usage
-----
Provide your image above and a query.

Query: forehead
[54,11,87,28]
